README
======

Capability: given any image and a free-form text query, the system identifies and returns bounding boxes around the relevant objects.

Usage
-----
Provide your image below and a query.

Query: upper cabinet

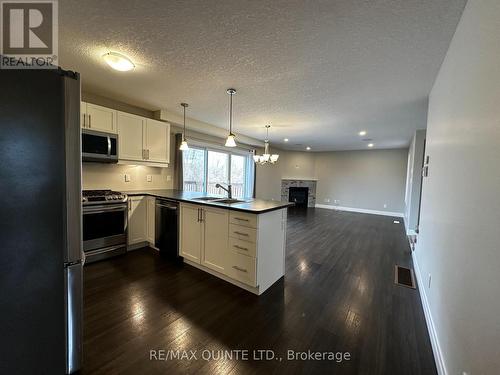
[117,112,170,166]
[80,101,170,167]
[116,111,145,161]
[145,119,170,164]
[81,102,117,134]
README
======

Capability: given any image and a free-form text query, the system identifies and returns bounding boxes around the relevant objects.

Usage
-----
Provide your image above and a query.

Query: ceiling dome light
[306,146,311,151]
[225,88,237,147]
[284,138,289,142]
[368,143,374,148]
[102,52,135,71]
[359,131,367,136]
[254,125,279,165]
[179,103,189,151]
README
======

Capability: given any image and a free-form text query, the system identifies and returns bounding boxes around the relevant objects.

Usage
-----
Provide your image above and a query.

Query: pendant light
[225,88,237,147]
[254,125,279,164]
[179,102,189,151]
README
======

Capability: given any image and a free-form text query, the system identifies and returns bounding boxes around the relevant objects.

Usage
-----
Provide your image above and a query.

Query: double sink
[194,196,247,204]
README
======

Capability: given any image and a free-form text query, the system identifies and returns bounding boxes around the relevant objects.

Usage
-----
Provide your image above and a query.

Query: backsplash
[82,163,174,191]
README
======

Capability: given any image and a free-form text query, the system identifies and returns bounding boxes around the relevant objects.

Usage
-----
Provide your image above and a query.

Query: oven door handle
[156,204,178,210]
[83,206,127,214]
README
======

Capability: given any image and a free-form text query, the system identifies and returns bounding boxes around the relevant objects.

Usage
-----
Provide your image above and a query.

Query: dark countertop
[124,189,294,213]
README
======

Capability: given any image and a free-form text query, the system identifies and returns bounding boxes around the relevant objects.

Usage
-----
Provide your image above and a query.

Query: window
[182,145,254,198]
[207,150,229,195]
[230,154,246,198]
[182,148,205,192]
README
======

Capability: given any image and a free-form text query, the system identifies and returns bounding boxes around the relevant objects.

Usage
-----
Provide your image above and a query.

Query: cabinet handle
[147,149,150,160]
[234,245,248,251]
[234,231,249,237]
[234,217,249,222]
[232,266,248,273]
[89,114,92,128]
[82,114,86,128]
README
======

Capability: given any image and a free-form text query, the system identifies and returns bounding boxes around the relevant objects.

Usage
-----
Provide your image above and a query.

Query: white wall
[255,150,316,201]
[256,148,408,214]
[414,1,500,374]
[315,149,408,213]
[82,163,174,191]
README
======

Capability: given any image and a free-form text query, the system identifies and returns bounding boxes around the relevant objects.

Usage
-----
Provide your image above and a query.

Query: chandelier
[254,125,279,164]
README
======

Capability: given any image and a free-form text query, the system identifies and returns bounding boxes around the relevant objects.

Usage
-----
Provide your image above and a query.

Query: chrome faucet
[215,183,232,199]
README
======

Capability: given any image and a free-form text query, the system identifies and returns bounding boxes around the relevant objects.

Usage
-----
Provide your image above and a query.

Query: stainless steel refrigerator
[0,68,83,374]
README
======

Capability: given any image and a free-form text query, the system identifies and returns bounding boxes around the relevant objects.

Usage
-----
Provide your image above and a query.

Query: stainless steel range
[82,190,128,263]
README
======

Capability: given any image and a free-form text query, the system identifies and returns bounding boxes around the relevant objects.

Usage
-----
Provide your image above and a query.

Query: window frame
[182,140,255,198]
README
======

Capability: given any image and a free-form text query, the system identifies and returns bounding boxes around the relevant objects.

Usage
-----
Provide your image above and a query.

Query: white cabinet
[81,102,117,133]
[179,202,287,294]
[202,207,229,274]
[146,196,155,244]
[180,204,203,262]
[117,111,145,161]
[128,196,147,245]
[180,203,229,272]
[117,112,170,166]
[145,119,170,164]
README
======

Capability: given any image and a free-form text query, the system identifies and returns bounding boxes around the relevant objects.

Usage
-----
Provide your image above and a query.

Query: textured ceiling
[59,0,466,151]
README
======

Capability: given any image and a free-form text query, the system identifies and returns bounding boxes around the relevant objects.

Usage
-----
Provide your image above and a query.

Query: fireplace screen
[289,187,309,208]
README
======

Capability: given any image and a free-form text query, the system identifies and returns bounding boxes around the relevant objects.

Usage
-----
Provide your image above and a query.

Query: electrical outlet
[124,174,131,182]
[146,175,152,182]
[383,203,387,208]
[333,199,339,205]
[167,175,172,182]
[324,198,330,203]
[428,274,432,289]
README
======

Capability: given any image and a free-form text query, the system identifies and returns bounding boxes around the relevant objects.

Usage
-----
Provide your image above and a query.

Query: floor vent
[394,265,416,289]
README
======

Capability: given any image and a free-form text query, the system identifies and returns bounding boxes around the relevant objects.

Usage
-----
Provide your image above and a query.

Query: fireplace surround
[281,179,317,207]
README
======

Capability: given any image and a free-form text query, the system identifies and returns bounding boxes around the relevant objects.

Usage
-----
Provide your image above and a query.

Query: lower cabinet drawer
[229,237,256,257]
[229,211,257,228]
[227,251,257,287]
[229,224,257,243]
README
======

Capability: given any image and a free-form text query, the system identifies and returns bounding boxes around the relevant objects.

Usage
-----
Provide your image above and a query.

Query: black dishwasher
[155,199,180,259]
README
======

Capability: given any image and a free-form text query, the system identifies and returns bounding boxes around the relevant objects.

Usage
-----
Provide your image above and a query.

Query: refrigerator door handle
[63,73,83,264]
[65,263,82,374]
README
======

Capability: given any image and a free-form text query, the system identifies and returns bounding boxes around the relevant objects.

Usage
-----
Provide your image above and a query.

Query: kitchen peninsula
[126,190,293,295]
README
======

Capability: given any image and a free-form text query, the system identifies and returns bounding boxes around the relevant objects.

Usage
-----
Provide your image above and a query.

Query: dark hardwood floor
[82,208,436,375]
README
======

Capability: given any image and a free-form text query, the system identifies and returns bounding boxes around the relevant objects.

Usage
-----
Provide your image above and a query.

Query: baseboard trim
[411,251,447,375]
[314,204,404,217]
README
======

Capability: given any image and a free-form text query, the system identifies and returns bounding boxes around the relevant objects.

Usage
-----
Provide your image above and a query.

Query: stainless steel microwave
[82,129,118,163]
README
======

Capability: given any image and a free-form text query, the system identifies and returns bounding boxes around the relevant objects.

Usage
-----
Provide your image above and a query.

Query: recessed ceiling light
[359,131,367,136]
[306,146,311,151]
[284,138,289,142]
[102,52,135,71]
[368,143,374,148]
